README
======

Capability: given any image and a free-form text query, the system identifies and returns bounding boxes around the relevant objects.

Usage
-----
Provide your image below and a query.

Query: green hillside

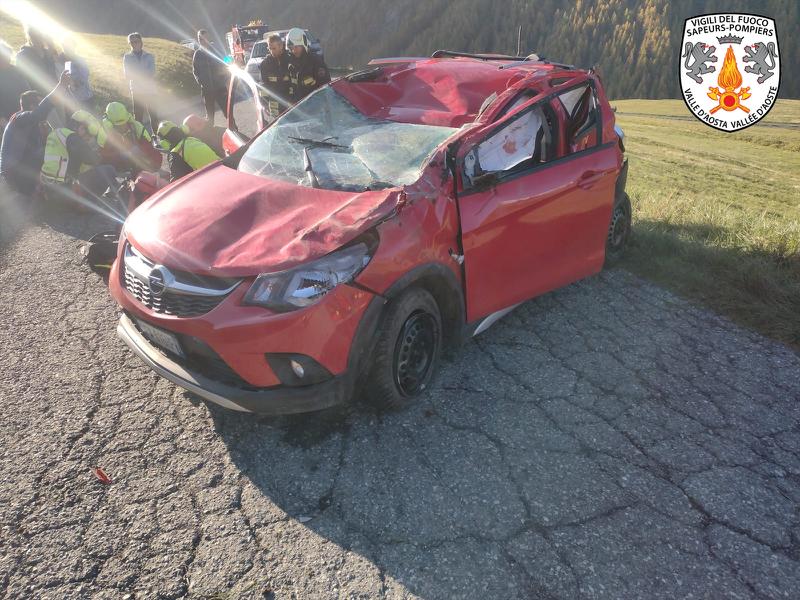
[0,14,196,110]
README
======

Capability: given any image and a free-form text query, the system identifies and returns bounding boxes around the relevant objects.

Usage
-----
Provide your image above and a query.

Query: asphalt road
[1,201,799,599]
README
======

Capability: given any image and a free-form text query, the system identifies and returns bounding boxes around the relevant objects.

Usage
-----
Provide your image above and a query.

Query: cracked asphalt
[1,204,799,599]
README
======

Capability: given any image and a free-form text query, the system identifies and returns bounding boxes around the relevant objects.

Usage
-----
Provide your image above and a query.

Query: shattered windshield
[238,87,457,191]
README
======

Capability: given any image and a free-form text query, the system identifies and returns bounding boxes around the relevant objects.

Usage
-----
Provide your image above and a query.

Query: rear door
[222,71,267,155]
[456,83,617,322]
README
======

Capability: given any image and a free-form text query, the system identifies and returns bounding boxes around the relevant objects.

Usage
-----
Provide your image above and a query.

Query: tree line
[42,0,798,99]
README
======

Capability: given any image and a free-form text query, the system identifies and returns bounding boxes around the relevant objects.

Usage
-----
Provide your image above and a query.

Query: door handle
[577,170,604,189]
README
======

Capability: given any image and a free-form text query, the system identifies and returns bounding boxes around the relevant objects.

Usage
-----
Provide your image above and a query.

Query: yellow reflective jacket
[174,137,220,170]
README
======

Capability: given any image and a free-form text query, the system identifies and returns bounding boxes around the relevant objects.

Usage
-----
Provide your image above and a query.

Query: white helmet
[285,27,307,51]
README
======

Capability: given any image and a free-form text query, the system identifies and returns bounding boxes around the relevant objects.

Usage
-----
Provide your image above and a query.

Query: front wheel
[604,192,632,266]
[364,287,442,410]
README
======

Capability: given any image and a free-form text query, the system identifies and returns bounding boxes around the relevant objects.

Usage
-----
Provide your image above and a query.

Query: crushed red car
[110,50,631,414]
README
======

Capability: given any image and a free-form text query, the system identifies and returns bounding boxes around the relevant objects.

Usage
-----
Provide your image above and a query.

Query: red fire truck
[226,20,271,66]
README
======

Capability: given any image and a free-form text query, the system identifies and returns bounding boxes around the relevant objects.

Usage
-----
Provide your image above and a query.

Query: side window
[463,103,554,187]
[556,84,600,153]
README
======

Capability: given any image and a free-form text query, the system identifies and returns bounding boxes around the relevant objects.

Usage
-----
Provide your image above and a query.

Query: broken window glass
[556,86,587,115]
[238,87,457,192]
[464,106,546,184]
[557,85,599,153]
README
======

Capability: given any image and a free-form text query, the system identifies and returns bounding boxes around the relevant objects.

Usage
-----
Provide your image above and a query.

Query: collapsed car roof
[331,51,584,128]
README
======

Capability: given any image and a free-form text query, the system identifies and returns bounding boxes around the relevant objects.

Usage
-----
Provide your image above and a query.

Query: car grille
[122,244,241,318]
[122,270,224,317]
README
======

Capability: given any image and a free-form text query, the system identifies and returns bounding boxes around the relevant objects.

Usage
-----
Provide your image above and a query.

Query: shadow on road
[198,270,800,598]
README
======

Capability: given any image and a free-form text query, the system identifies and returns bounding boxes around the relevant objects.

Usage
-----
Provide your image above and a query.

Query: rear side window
[556,84,601,153]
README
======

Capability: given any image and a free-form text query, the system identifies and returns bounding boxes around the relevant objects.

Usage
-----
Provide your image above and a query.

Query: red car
[110,51,630,414]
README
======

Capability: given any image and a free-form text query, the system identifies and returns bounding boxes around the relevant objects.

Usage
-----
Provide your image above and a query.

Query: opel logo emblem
[148,266,171,297]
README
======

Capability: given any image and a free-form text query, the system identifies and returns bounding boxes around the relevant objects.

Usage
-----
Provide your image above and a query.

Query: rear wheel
[605,192,632,265]
[364,287,442,410]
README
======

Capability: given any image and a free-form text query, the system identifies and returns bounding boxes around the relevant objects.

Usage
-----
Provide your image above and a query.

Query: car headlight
[243,238,376,311]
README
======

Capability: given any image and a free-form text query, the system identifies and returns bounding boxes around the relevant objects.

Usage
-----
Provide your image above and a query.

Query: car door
[222,70,267,155]
[549,82,619,276]
[456,85,617,322]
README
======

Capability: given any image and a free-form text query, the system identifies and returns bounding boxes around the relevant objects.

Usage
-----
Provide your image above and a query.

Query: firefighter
[259,33,291,120]
[156,120,220,182]
[286,28,330,104]
[40,110,117,198]
[100,101,160,173]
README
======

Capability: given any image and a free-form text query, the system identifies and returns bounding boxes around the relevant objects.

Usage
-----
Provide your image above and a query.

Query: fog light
[290,359,305,378]
[265,353,333,387]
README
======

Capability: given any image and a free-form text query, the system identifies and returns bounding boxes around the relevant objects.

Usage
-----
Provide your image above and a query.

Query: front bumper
[117,313,353,414]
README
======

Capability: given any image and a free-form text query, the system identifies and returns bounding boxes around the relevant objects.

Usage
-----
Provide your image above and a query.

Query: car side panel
[356,173,463,296]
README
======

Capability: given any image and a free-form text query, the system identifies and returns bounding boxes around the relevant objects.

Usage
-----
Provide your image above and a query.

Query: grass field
[0,14,197,112]
[614,99,800,347]
[2,11,798,347]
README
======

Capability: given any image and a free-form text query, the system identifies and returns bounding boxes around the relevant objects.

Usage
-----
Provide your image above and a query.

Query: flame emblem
[708,46,751,114]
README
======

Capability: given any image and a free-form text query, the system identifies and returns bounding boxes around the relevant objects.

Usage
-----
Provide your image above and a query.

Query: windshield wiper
[303,146,319,188]
[288,136,349,150]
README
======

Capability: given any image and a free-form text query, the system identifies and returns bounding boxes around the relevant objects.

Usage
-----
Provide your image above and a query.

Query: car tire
[364,287,442,410]
[604,192,632,266]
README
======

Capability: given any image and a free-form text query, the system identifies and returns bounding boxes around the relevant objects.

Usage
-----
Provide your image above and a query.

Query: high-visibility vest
[101,118,151,146]
[41,128,73,182]
[174,137,220,171]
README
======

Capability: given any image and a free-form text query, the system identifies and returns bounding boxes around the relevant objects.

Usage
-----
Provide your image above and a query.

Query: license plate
[136,319,184,357]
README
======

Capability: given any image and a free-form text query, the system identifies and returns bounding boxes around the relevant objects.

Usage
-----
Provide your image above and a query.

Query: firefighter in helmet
[286,28,330,104]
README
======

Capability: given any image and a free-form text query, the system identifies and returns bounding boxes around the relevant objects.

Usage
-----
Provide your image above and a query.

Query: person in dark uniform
[192,29,230,125]
[286,28,330,104]
[259,34,292,120]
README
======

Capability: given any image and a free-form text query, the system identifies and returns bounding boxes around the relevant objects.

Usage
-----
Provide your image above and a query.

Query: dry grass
[614,99,800,347]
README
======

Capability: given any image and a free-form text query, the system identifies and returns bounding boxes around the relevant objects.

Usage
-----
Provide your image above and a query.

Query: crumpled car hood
[125,164,401,277]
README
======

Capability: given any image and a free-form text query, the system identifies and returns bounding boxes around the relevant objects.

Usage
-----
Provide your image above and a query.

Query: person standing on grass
[192,29,230,125]
[0,42,29,143]
[122,32,157,130]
